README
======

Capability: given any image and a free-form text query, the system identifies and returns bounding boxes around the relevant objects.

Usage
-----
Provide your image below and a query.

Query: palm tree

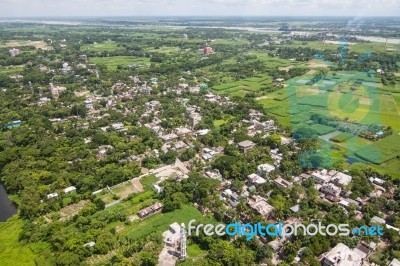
[282,241,297,255]
[274,207,284,220]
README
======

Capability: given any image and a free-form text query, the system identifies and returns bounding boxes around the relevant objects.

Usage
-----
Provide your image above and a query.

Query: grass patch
[187,242,207,260]
[273,91,296,101]
[309,124,336,135]
[0,217,44,266]
[140,175,159,190]
[81,41,120,52]
[212,74,272,96]
[330,132,354,143]
[0,66,24,74]
[123,205,214,241]
[355,134,400,164]
[90,56,150,70]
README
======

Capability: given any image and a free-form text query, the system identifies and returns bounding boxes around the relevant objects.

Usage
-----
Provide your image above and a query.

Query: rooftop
[321,243,363,266]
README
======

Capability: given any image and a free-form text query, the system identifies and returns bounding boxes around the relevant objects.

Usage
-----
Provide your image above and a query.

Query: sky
[0,0,399,17]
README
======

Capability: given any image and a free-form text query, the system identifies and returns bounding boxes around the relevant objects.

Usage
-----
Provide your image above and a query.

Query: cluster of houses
[14,62,399,266]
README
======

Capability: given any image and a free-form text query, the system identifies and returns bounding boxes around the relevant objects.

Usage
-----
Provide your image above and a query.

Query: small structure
[371,216,386,225]
[111,122,125,131]
[79,55,88,61]
[247,195,274,219]
[389,258,400,266]
[9,48,20,57]
[180,223,187,260]
[137,202,163,219]
[50,83,66,99]
[321,183,342,197]
[83,242,95,248]
[203,46,213,55]
[247,173,266,185]
[152,184,164,193]
[238,140,256,153]
[331,172,352,187]
[197,129,210,136]
[161,133,178,142]
[205,169,222,180]
[290,204,300,213]
[3,120,21,129]
[64,186,76,194]
[257,163,275,176]
[320,243,363,266]
[273,177,293,189]
[46,192,59,200]
[163,222,181,247]
[311,170,331,184]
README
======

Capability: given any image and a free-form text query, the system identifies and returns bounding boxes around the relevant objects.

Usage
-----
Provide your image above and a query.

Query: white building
[389,258,400,266]
[9,48,20,57]
[331,172,352,187]
[321,243,363,266]
[257,163,275,176]
[163,222,181,247]
[49,83,66,99]
[311,170,331,184]
[321,183,341,197]
[83,242,95,248]
[371,216,386,225]
[64,186,76,194]
[197,129,210,136]
[47,192,59,200]
[152,184,164,193]
[111,123,125,131]
[247,173,267,185]
[247,195,274,218]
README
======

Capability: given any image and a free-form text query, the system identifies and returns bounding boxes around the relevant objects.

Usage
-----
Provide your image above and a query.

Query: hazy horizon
[0,0,399,18]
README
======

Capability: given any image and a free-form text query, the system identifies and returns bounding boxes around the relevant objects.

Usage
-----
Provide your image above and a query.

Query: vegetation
[355,135,400,164]
[330,132,354,142]
[0,16,400,266]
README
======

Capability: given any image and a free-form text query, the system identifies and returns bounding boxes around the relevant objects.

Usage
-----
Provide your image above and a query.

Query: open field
[100,177,146,204]
[256,70,400,173]
[213,74,272,96]
[292,40,393,54]
[330,132,354,142]
[58,200,88,221]
[309,124,337,135]
[90,56,150,70]
[355,134,400,164]
[0,65,24,74]
[0,217,41,266]
[0,40,51,50]
[122,205,215,241]
[80,41,120,52]
[147,46,180,54]
[140,174,158,190]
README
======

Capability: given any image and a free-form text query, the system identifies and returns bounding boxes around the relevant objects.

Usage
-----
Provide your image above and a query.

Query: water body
[355,35,400,45]
[0,182,17,222]
[345,155,360,164]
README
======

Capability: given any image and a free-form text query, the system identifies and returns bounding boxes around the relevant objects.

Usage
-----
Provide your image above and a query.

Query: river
[0,182,17,222]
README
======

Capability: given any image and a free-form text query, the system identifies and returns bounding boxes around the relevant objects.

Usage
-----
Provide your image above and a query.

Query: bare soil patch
[1,40,52,50]
[59,200,89,221]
